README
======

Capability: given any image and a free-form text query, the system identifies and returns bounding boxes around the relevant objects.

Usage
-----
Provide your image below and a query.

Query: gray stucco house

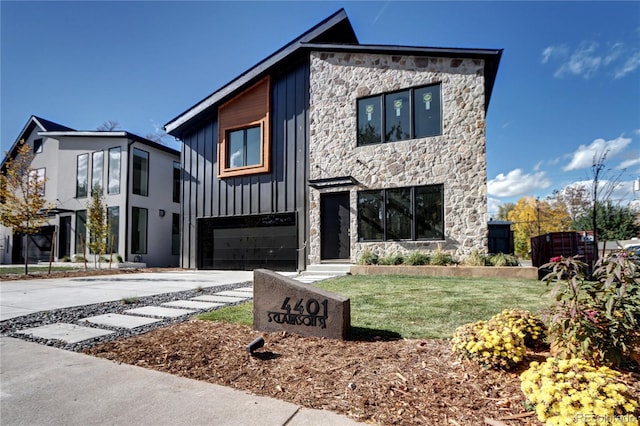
[165,9,502,271]
[1,116,181,267]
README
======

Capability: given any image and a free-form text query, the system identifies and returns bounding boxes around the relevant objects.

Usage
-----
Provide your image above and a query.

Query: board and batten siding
[179,61,310,270]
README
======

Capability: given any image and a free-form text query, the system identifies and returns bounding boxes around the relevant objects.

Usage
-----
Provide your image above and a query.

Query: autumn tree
[497,202,515,221]
[550,185,591,222]
[87,185,109,267]
[0,140,54,273]
[507,196,571,258]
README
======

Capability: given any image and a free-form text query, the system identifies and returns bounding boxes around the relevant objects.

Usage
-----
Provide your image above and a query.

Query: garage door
[198,212,297,271]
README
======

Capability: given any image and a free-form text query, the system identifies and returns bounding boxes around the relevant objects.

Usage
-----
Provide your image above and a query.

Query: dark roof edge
[38,131,180,156]
[164,8,355,136]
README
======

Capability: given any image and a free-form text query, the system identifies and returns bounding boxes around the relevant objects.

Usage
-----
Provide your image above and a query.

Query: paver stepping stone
[124,306,197,318]
[234,287,254,293]
[17,323,114,344]
[214,290,254,298]
[161,300,225,310]
[81,313,162,329]
[191,295,246,303]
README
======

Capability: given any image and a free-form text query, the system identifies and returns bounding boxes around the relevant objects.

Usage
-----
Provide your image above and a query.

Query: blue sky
[2,1,639,217]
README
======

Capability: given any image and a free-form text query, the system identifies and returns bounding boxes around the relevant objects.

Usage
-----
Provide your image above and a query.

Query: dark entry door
[320,192,350,260]
[59,216,71,259]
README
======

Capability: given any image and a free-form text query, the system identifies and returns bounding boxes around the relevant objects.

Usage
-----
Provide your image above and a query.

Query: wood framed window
[218,77,270,178]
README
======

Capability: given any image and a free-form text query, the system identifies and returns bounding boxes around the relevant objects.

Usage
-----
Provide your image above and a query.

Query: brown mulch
[85,320,563,425]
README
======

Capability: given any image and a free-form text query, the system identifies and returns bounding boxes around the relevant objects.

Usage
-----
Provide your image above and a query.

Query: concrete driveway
[0,270,253,321]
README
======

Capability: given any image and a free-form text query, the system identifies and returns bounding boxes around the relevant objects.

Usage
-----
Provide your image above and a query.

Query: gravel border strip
[0,281,252,352]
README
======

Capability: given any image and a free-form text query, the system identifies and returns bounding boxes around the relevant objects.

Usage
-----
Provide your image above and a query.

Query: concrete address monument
[253,269,350,340]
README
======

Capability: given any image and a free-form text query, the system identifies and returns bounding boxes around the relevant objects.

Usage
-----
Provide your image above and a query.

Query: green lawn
[0,266,85,275]
[199,274,552,340]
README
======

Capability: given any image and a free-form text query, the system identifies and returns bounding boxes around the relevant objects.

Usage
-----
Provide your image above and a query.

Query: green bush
[464,250,488,266]
[357,249,379,265]
[378,253,404,265]
[73,255,87,263]
[115,254,123,263]
[429,247,455,266]
[542,252,640,367]
[60,256,71,263]
[404,251,430,265]
[488,252,519,266]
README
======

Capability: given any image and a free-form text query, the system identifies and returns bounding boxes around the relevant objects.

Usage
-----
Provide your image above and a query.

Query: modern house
[0,115,181,267]
[165,9,502,271]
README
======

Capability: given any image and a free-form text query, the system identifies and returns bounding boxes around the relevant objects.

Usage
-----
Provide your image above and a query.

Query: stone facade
[308,51,489,264]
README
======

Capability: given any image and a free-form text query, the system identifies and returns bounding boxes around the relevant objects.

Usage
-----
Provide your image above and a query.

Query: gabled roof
[164,9,502,139]
[1,115,75,171]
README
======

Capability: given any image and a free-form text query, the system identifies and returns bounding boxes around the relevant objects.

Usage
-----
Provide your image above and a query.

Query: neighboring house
[164,9,502,271]
[0,116,181,267]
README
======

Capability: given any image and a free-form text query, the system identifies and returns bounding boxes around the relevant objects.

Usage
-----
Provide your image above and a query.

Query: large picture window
[132,148,149,196]
[107,206,119,254]
[357,83,442,146]
[357,184,444,241]
[76,153,89,198]
[108,147,121,194]
[218,77,270,178]
[131,207,148,254]
[173,161,180,203]
[91,151,104,192]
[172,213,180,255]
[75,210,87,253]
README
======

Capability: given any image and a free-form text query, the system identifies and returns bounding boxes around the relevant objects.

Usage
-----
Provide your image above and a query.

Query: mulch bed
[85,319,633,426]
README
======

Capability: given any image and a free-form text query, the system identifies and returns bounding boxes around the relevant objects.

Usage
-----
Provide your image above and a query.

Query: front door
[320,192,350,260]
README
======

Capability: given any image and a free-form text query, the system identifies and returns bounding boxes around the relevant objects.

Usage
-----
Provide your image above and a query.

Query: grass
[198,274,552,340]
[0,266,85,275]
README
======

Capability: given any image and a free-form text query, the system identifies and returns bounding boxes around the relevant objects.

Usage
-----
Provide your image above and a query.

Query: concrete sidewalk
[0,270,253,321]
[0,337,360,425]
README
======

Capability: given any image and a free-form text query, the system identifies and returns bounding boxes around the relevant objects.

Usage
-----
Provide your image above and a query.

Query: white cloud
[618,157,640,170]
[487,197,503,219]
[563,136,632,171]
[543,41,640,79]
[488,168,552,197]
[560,179,636,205]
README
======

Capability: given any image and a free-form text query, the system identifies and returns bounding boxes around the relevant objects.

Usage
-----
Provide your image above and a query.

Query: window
[75,210,87,253]
[91,151,104,192]
[107,206,119,254]
[172,213,180,255]
[132,148,149,196]
[227,126,261,168]
[357,83,442,146]
[218,77,270,178]
[131,207,147,254]
[33,138,43,153]
[76,153,89,198]
[29,168,46,196]
[172,161,180,203]
[108,147,121,194]
[357,184,444,241]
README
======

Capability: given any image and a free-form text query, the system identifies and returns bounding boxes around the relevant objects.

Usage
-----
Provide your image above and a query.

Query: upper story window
[76,153,89,198]
[172,161,180,203]
[357,83,442,146]
[29,168,46,196]
[33,138,43,153]
[132,148,149,196]
[217,77,270,178]
[357,184,444,242]
[108,147,121,194]
[91,151,104,192]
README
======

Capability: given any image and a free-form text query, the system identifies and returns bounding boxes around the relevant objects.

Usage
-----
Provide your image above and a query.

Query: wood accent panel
[218,77,271,178]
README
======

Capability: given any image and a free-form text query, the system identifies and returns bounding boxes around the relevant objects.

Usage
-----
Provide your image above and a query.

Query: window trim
[217,77,271,178]
[76,153,89,198]
[107,147,121,195]
[132,147,149,197]
[356,83,442,146]
[357,184,445,242]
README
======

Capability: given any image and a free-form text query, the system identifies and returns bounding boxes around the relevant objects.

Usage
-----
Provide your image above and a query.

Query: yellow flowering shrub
[521,357,639,425]
[490,309,547,349]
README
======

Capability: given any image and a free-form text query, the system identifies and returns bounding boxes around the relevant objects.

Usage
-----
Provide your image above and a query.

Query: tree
[497,202,515,221]
[573,202,640,242]
[0,140,54,273]
[550,185,591,222]
[87,185,109,267]
[507,196,571,258]
[97,120,119,131]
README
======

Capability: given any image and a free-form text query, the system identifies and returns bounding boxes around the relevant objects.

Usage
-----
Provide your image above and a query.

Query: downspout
[125,139,134,261]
